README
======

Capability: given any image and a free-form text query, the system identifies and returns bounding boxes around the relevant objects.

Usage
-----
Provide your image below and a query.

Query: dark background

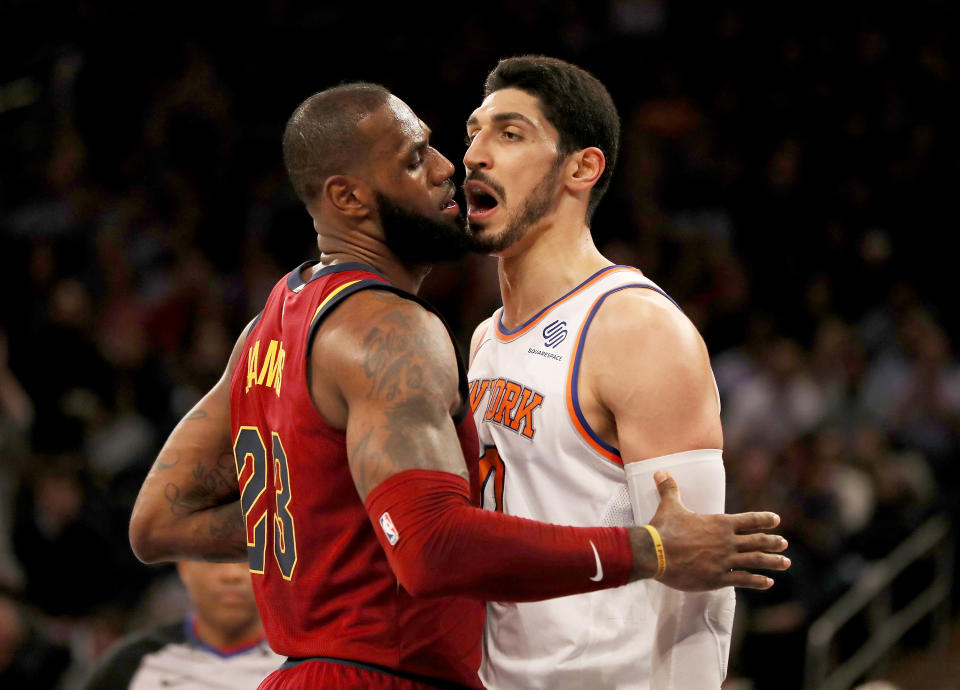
[1,2,958,687]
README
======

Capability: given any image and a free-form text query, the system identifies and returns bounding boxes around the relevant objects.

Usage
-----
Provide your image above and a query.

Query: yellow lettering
[245,341,260,393]
[247,339,285,397]
[273,346,285,397]
[257,340,278,386]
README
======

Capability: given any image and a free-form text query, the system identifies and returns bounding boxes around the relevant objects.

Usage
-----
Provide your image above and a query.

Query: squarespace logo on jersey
[469,378,544,439]
[527,319,567,361]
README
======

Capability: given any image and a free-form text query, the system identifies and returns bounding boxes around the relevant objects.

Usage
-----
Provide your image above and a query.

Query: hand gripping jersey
[229,261,483,689]
[469,265,679,689]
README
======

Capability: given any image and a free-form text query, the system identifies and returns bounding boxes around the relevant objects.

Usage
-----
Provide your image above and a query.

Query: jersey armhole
[306,281,472,424]
[565,283,680,466]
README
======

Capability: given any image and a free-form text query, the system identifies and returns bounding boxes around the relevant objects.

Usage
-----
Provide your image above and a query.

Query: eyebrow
[466,112,536,128]
[405,139,428,158]
[404,125,432,157]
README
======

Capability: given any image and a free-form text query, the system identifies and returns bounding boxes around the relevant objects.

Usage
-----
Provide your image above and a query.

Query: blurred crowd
[1,2,957,688]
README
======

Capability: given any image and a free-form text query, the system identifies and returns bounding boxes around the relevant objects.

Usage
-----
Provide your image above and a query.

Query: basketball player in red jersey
[129,83,789,689]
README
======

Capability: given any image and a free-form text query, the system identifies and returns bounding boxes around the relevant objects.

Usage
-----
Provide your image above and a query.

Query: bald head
[282,82,391,203]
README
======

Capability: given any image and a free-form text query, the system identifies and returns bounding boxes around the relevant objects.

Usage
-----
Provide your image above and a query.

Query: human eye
[407,149,425,170]
[502,129,522,142]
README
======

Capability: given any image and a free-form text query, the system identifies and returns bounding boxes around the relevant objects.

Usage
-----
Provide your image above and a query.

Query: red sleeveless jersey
[228,261,484,688]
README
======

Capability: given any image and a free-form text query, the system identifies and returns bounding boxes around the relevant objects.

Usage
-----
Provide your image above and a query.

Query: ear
[323,174,374,218]
[566,147,606,194]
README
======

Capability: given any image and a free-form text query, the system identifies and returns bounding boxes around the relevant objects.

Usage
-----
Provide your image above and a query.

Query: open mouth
[464,181,500,221]
[440,188,460,214]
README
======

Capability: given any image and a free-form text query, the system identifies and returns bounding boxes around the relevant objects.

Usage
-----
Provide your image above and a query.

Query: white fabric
[470,266,675,689]
[130,639,281,690]
[625,449,735,690]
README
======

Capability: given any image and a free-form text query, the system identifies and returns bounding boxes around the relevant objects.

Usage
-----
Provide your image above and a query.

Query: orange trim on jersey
[565,294,624,466]
[312,280,362,322]
[494,266,644,342]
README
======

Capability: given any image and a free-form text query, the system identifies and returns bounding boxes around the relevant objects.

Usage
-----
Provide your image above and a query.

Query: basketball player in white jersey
[463,56,776,689]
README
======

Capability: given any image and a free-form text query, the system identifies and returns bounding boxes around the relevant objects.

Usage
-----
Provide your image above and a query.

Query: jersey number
[234,426,298,579]
[479,446,506,512]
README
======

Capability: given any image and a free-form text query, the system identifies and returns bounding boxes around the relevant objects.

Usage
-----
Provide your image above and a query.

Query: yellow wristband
[642,524,666,579]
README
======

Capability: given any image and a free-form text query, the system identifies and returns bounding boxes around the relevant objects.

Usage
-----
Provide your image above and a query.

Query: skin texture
[465,87,789,588]
[310,288,469,500]
[129,322,252,564]
[176,561,263,650]
[130,90,788,592]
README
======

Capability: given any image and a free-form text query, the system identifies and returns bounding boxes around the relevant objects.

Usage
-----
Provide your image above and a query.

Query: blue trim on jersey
[569,283,678,459]
[496,265,633,336]
[182,616,265,659]
[286,261,390,291]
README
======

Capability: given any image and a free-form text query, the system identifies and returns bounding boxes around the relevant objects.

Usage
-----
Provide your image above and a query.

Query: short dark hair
[282,82,391,203]
[484,56,620,222]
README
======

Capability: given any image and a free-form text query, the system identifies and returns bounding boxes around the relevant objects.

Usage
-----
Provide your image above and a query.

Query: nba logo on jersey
[543,320,567,348]
[379,512,400,545]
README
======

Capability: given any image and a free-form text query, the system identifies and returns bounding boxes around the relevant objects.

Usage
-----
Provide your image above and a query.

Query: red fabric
[230,263,483,689]
[257,659,460,690]
[365,469,634,601]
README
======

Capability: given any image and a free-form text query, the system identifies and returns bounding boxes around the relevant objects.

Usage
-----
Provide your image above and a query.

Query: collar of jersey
[495,265,643,341]
[286,260,390,292]
[184,615,266,658]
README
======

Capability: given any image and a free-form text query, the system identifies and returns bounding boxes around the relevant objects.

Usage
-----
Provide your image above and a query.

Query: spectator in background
[0,590,71,689]
[83,562,281,689]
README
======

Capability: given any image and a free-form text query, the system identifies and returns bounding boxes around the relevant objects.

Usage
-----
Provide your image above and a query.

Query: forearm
[365,469,634,600]
[628,450,734,686]
[131,496,246,563]
[130,415,242,563]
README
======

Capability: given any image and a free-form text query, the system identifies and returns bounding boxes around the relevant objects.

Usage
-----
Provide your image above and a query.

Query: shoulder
[316,288,452,354]
[583,287,715,406]
[83,621,185,690]
[589,287,706,359]
[313,288,460,395]
[469,316,494,365]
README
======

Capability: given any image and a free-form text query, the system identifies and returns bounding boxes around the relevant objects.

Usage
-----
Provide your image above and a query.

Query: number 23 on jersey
[234,426,298,579]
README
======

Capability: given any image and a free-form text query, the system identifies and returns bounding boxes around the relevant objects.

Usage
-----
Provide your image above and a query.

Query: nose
[217,562,249,584]
[463,133,490,172]
[430,148,456,185]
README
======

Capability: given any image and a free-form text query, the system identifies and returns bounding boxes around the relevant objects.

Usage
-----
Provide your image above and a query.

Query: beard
[467,156,565,255]
[376,191,470,266]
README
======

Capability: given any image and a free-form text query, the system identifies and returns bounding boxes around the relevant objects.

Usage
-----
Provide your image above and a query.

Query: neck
[318,249,430,294]
[314,223,430,294]
[192,616,262,652]
[497,210,610,329]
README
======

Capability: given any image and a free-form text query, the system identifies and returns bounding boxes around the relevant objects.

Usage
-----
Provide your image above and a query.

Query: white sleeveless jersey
[468,265,678,689]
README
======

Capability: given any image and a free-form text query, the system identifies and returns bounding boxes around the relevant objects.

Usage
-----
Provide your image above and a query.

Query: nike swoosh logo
[589,540,603,581]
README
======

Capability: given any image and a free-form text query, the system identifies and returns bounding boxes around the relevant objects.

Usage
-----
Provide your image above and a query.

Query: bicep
[590,292,722,462]
[323,296,469,501]
[141,318,255,505]
[130,320,254,554]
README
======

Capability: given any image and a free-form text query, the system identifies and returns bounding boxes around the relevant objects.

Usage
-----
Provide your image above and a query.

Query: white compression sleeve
[625,449,735,690]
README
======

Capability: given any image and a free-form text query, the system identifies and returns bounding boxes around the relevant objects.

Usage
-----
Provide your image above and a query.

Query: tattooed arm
[312,290,787,599]
[311,289,468,500]
[129,321,255,564]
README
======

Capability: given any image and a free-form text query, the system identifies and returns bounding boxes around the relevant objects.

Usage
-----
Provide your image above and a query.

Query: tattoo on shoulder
[348,311,466,496]
[360,311,430,400]
[186,409,208,420]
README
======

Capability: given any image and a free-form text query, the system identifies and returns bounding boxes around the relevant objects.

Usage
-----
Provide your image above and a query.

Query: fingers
[728,551,791,572]
[729,510,780,533]
[737,533,788,553]
[654,470,680,504]
[723,571,775,590]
